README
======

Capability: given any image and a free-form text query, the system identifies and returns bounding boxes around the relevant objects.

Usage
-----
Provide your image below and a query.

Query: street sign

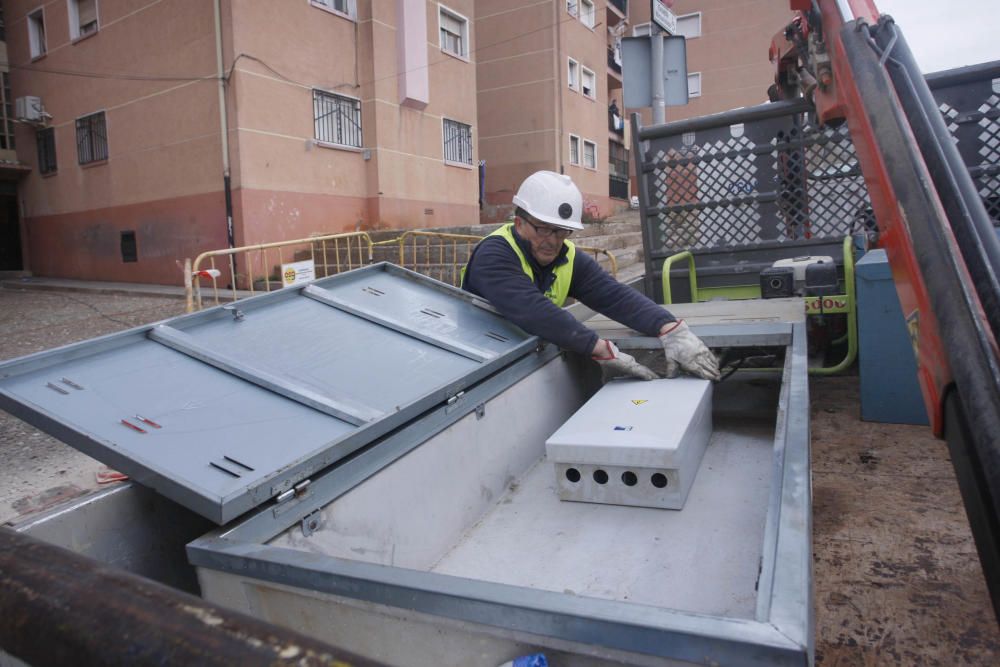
[652,0,677,34]
[621,35,689,109]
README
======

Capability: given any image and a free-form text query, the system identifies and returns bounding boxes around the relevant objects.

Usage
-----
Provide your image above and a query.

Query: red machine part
[773,0,967,434]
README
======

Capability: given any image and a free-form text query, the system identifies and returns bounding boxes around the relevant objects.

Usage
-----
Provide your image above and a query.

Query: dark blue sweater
[462,228,676,355]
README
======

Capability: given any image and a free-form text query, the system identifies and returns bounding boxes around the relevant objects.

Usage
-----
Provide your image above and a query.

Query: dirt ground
[811,376,999,665]
[0,284,997,664]
[0,286,186,523]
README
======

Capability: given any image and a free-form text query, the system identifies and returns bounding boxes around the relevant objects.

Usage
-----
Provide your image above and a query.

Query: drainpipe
[214,0,235,261]
[554,1,564,173]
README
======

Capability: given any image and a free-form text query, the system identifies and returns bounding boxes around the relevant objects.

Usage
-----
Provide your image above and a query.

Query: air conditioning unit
[16,96,45,122]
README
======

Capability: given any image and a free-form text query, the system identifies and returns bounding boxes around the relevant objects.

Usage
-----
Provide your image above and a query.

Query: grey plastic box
[545,377,713,509]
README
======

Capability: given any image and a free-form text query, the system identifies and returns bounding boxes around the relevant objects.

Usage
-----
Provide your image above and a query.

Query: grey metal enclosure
[0,265,813,665]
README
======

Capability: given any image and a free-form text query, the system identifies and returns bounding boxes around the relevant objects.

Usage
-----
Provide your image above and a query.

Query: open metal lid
[0,264,536,524]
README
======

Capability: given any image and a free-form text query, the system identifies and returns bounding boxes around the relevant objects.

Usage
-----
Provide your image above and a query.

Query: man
[462,171,720,381]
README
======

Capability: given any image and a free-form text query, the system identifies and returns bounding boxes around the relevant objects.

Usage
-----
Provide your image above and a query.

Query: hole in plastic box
[651,473,668,488]
[593,469,609,484]
[565,468,581,483]
[622,471,638,486]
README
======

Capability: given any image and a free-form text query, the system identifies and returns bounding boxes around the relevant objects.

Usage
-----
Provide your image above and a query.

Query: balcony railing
[607,47,622,74]
[608,0,627,15]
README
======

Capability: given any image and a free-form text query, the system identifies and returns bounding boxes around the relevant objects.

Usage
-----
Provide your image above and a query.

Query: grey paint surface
[0,265,536,524]
[189,315,814,665]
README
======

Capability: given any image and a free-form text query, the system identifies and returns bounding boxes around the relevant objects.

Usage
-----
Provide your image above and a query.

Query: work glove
[659,320,721,381]
[591,339,659,381]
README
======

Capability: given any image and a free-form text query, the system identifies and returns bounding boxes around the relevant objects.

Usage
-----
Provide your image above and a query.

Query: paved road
[0,286,186,523]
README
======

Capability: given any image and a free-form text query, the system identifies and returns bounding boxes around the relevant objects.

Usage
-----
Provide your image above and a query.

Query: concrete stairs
[351,209,647,286]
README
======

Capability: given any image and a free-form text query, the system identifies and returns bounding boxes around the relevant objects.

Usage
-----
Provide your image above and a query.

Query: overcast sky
[874,0,1000,73]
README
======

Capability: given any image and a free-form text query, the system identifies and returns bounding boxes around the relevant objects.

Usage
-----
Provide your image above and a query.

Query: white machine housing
[545,377,713,510]
[772,255,834,292]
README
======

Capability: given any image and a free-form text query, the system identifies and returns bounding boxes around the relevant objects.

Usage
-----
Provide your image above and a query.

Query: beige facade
[476,0,796,221]
[476,0,628,224]
[628,1,797,122]
[4,0,480,284]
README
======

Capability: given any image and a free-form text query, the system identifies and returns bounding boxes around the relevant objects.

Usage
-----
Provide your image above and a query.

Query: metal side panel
[0,265,537,524]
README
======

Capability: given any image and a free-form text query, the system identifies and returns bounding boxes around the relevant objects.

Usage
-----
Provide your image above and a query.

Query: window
[569,134,580,165]
[675,12,702,39]
[313,90,362,148]
[439,5,469,59]
[37,127,56,174]
[76,111,108,164]
[28,9,46,59]
[443,118,472,165]
[580,0,595,28]
[583,140,596,169]
[688,72,702,98]
[0,72,14,150]
[632,22,650,37]
[581,67,596,99]
[566,1,578,17]
[69,0,99,40]
[568,58,579,91]
[310,0,356,19]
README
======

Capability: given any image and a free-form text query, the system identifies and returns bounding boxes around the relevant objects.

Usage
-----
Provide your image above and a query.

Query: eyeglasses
[521,217,573,239]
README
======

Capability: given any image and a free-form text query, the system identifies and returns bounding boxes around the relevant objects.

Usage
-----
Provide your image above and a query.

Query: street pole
[650,23,665,125]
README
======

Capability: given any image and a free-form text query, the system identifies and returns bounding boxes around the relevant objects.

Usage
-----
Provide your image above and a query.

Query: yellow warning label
[631,400,648,406]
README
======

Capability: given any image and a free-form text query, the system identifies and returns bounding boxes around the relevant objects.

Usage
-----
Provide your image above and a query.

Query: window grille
[0,72,13,150]
[313,90,362,148]
[570,135,580,165]
[37,128,56,174]
[440,8,466,57]
[568,59,579,90]
[567,1,578,17]
[580,0,595,27]
[76,111,108,164]
[443,118,472,165]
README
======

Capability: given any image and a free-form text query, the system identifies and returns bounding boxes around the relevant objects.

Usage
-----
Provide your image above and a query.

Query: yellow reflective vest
[462,223,576,307]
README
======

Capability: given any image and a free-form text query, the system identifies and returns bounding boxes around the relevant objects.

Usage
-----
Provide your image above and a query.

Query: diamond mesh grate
[975,94,1000,224]
[645,121,870,255]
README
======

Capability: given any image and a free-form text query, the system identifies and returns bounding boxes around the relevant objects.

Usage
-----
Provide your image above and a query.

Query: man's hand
[659,320,721,381]
[591,339,658,381]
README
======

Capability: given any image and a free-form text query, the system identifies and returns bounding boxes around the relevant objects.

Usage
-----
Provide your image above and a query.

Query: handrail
[810,236,858,375]
[186,231,374,312]
[661,250,698,304]
[662,237,858,375]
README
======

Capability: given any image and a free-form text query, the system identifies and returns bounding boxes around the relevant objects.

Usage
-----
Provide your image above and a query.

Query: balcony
[607,47,622,74]
[608,0,627,19]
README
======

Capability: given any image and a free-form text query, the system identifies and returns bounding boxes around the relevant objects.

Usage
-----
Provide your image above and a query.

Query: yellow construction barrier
[394,230,618,288]
[185,229,619,312]
[185,232,373,312]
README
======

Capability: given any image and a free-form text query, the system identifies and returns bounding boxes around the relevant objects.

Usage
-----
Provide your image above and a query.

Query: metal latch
[275,479,312,504]
[301,510,321,537]
[445,391,465,414]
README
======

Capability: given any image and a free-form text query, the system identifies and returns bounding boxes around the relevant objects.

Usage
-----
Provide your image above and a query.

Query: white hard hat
[511,171,584,231]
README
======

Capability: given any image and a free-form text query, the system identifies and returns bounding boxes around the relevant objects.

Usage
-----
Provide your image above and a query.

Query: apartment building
[476,0,628,224]
[3,0,479,284]
[628,1,797,122]
[475,1,796,223]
